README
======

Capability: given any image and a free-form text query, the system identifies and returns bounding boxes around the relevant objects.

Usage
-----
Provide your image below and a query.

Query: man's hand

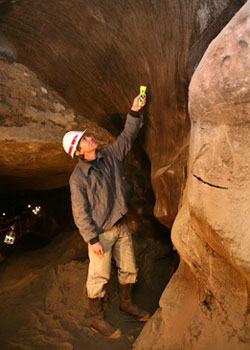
[131,93,147,112]
[91,241,104,255]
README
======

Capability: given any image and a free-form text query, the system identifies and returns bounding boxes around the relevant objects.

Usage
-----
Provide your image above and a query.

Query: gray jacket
[69,113,143,243]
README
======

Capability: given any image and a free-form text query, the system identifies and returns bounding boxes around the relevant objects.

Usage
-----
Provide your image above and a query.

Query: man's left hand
[131,93,147,112]
[91,241,104,255]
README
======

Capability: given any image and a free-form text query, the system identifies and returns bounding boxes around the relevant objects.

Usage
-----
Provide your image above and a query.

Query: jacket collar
[78,150,104,177]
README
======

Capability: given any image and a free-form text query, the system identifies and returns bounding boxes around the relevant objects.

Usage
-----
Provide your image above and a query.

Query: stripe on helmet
[68,134,78,156]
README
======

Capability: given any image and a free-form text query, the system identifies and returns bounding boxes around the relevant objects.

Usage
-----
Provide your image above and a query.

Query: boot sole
[120,309,150,322]
[137,312,150,322]
[90,326,122,339]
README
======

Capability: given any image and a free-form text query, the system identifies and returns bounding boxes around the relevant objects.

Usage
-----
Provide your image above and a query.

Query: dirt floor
[0,221,179,350]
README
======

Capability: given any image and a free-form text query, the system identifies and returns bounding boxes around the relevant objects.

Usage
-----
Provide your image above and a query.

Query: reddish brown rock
[134,2,250,349]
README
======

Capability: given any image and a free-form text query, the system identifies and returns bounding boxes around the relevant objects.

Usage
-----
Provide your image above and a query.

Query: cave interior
[0,1,249,350]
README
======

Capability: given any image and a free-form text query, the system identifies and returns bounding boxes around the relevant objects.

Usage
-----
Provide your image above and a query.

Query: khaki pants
[87,220,138,298]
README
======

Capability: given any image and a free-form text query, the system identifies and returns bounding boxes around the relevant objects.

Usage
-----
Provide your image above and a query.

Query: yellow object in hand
[138,85,147,107]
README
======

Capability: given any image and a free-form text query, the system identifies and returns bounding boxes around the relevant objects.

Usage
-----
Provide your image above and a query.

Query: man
[62,93,149,338]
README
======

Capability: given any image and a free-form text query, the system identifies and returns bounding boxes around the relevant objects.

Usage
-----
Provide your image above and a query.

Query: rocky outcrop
[0,60,112,191]
[134,2,250,349]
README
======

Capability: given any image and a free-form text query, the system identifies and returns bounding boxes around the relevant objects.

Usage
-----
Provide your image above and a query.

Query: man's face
[78,133,98,156]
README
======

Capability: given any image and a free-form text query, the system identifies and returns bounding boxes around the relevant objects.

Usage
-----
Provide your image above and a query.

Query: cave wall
[0,0,246,224]
[134,2,250,349]
[0,60,113,191]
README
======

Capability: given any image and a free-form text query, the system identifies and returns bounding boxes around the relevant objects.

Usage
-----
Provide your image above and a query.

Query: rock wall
[134,2,250,349]
[0,60,112,191]
[0,0,245,223]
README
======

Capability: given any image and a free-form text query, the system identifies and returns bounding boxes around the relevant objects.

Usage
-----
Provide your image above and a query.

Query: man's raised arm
[106,93,146,161]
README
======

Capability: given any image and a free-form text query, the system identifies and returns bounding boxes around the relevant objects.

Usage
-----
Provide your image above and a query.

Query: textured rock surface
[0,60,112,191]
[0,0,245,223]
[134,2,250,349]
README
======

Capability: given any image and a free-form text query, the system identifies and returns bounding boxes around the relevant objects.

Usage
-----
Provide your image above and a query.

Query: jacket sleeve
[69,175,99,243]
[106,113,143,161]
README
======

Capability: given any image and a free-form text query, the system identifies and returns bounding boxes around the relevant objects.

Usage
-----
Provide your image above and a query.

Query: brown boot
[89,297,122,338]
[119,284,150,322]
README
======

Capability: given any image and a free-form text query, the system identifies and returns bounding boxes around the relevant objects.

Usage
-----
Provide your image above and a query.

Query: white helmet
[62,130,86,158]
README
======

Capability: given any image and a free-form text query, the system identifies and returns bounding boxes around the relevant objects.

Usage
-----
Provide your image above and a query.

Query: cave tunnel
[0,1,250,349]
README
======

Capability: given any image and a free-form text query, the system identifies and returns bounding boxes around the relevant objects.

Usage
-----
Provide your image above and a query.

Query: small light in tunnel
[27,204,31,208]
[32,206,41,215]
[35,206,41,214]
[2,213,6,216]
[4,225,16,245]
